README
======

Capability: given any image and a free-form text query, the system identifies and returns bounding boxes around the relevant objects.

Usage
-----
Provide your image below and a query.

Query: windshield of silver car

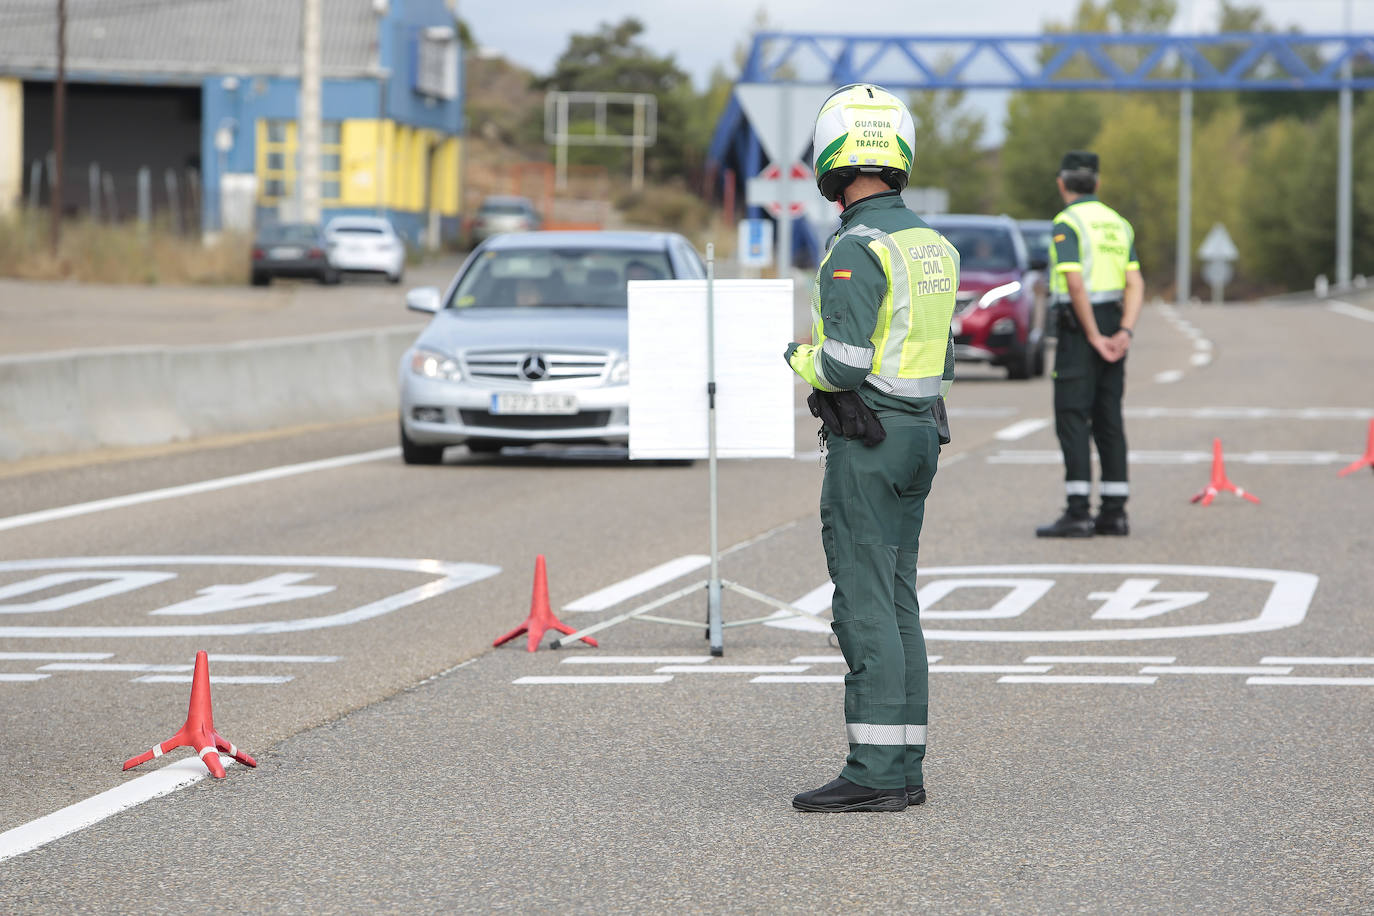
[449,248,674,308]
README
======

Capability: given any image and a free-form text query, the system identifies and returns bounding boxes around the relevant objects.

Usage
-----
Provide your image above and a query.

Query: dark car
[251,223,338,286]
[926,214,1047,379]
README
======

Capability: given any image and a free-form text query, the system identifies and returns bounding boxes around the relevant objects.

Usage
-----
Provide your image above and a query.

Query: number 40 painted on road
[0,571,334,617]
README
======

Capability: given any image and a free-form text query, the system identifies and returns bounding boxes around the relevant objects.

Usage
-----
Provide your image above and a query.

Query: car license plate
[491,393,577,415]
[270,246,304,259]
[950,316,963,335]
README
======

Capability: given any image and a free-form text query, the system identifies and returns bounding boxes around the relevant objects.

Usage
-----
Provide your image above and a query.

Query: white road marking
[0,556,499,638]
[1190,352,1213,367]
[132,674,294,685]
[752,675,844,684]
[0,755,232,863]
[1125,407,1374,420]
[1247,676,1374,686]
[994,418,1052,441]
[1327,300,1374,323]
[513,675,673,685]
[208,654,341,663]
[563,556,710,612]
[931,665,1052,674]
[0,652,114,661]
[999,675,1157,685]
[1139,665,1293,675]
[0,448,399,533]
[789,655,942,665]
[560,656,712,665]
[1153,370,1185,384]
[989,450,1357,465]
[654,665,810,674]
[1260,657,1374,665]
[38,663,193,672]
[1024,655,1177,664]
[0,673,49,682]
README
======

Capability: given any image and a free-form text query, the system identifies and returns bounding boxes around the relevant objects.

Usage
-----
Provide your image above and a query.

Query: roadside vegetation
[0,211,250,284]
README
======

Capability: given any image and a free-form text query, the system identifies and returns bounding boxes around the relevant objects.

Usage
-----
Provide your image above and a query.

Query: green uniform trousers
[1053,302,1128,516]
[820,413,939,790]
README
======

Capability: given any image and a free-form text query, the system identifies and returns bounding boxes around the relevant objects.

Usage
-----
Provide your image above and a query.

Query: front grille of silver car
[463,349,610,382]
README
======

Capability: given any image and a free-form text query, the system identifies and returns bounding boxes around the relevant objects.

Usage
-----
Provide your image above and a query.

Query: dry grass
[0,212,251,285]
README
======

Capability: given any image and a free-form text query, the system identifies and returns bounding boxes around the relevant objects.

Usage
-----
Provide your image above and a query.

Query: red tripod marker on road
[1191,438,1260,507]
[493,555,597,652]
[1337,419,1374,477]
[122,651,257,779]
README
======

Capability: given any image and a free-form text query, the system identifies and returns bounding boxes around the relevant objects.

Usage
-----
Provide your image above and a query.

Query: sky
[462,0,1371,146]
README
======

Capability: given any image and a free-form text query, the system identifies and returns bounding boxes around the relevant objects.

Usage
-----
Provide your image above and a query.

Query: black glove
[807,390,886,447]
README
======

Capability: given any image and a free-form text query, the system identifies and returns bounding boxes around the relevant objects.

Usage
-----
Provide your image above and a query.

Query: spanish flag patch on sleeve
[831,268,852,280]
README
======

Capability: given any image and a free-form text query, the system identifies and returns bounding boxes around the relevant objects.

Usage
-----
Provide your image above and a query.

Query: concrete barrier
[0,325,419,461]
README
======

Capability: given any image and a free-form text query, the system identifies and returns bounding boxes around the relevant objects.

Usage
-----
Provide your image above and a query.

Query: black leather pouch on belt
[933,394,951,446]
[807,390,886,447]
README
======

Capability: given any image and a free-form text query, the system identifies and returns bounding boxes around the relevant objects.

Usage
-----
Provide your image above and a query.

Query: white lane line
[561,656,712,665]
[0,673,50,682]
[752,675,844,684]
[208,654,341,663]
[988,450,1358,466]
[133,674,294,685]
[999,675,1157,685]
[1024,655,1176,664]
[994,418,1052,441]
[0,652,114,661]
[1153,370,1185,384]
[1140,665,1292,675]
[0,447,399,533]
[38,663,192,673]
[932,665,1052,674]
[1125,407,1374,420]
[790,655,942,665]
[655,665,810,674]
[1327,300,1374,323]
[1194,338,1213,351]
[563,555,710,612]
[1260,656,1374,665]
[1248,676,1374,686]
[1190,352,1212,367]
[513,675,672,685]
[0,755,231,863]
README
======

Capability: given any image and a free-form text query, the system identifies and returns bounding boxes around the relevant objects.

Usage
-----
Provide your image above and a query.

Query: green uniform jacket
[784,191,957,417]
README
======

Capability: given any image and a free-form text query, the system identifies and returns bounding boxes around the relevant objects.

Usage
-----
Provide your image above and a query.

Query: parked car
[324,216,405,283]
[1017,219,1056,338]
[925,213,1047,379]
[251,223,337,286]
[397,230,706,463]
[470,195,541,245]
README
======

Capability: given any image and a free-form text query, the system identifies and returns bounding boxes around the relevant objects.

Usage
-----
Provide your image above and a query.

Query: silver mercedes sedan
[398,231,706,463]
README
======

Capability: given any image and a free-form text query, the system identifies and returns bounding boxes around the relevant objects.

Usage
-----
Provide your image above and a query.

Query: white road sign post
[1198,223,1239,304]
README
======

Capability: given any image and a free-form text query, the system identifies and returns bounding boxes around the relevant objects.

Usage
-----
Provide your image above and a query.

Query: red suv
[925,214,1047,379]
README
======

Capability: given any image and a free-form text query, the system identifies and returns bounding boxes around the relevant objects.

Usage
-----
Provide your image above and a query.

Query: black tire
[320,268,341,285]
[400,423,445,465]
[387,271,403,285]
[1006,345,1032,380]
[251,272,270,287]
[1031,334,1047,377]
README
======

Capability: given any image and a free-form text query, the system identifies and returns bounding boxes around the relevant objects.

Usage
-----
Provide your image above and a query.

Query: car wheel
[1031,334,1047,377]
[1005,343,1033,380]
[251,272,270,287]
[400,423,445,465]
[388,272,403,285]
[320,268,341,285]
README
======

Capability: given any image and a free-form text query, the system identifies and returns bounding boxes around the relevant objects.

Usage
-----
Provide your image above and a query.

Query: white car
[324,216,405,283]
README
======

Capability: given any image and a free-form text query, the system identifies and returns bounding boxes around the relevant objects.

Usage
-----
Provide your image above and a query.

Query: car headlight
[978,281,1022,309]
[608,355,630,384]
[410,348,461,381]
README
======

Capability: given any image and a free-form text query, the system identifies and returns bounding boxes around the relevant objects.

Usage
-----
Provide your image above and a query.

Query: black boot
[906,785,927,806]
[1094,509,1129,536]
[1035,511,1095,538]
[792,776,908,812]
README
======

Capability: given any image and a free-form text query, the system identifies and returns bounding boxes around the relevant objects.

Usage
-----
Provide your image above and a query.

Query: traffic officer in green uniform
[785,84,958,812]
[1036,151,1144,538]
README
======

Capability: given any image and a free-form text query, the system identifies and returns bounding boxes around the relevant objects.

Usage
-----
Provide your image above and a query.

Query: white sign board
[628,279,795,460]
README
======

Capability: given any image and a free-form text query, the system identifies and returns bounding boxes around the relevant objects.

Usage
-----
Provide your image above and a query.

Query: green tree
[1090,97,1177,286]
[907,90,989,213]
[999,93,1102,219]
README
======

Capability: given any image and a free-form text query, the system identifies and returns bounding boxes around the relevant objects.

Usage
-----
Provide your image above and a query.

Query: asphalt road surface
[1,292,1372,913]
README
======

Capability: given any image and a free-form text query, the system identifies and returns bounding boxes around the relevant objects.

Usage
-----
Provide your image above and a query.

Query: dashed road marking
[133,674,294,685]
[1327,300,1374,323]
[560,656,712,665]
[789,655,943,665]
[931,664,1051,674]
[1024,655,1176,664]
[1140,665,1293,675]
[513,675,673,685]
[994,418,1052,441]
[38,663,192,673]
[752,675,844,684]
[999,675,1157,685]
[654,665,809,674]
[0,652,114,661]
[564,556,710,613]
[1153,370,1185,384]
[1260,656,1374,665]
[0,673,49,682]
[208,654,341,663]
[1247,676,1374,686]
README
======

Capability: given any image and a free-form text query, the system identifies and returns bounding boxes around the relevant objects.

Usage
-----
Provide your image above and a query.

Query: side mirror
[405,286,442,314]
[1029,255,1049,271]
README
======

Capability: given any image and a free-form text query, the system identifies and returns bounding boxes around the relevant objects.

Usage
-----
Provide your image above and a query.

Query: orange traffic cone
[1337,419,1374,477]
[493,555,598,652]
[1190,438,1260,506]
[122,651,257,779]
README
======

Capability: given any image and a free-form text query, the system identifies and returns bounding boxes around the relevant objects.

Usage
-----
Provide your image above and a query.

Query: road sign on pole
[1198,223,1239,304]
[737,218,773,269]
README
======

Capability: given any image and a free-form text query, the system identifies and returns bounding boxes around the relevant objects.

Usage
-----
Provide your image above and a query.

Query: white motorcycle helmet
[812,83,916,202]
